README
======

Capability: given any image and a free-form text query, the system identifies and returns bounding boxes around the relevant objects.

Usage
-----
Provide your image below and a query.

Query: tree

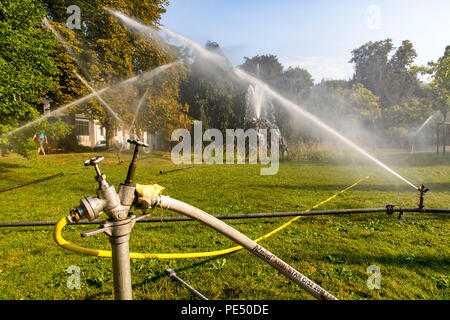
[44,0,176,149]
[385,40,420,107]
[180,41,247,132]
[428,46,450,121]
[349,39,420,125]
[0,0,60,135]
[347,83,381,126]
[278,66,314,101]
[240,54,284,86]
[350,39,393,110]
[140,64,191,146]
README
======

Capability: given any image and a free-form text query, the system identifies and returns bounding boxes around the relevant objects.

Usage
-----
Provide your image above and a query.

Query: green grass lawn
[0,151,448,300]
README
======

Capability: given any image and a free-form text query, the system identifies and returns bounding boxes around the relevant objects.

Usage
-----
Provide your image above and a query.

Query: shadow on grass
[322,252,450,272]
[0,162,30,170]
[132,252,239,292]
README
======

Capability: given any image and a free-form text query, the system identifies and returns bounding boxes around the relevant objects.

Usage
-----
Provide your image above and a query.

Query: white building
[74,114,163,150]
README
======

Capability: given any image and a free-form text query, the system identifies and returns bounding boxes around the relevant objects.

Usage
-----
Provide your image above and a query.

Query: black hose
[0,172,82,193]
[159,166,194,174]
[0,207,448,228]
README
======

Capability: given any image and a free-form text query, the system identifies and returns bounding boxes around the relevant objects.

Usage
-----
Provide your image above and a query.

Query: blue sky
[161,0,450,82]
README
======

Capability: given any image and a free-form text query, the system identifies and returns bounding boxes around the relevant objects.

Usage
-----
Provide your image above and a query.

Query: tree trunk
[437,123,440,155]
[443,112,447,155]
[106,125,116,151]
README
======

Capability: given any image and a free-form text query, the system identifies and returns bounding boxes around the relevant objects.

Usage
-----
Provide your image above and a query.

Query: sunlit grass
[0,151,448,300]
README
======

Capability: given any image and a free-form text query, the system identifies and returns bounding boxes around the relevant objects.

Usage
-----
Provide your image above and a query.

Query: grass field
[0,150,449,300]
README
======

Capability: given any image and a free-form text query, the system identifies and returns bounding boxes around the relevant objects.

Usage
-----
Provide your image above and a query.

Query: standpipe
[55,142,338,300]
[65,140,149,300]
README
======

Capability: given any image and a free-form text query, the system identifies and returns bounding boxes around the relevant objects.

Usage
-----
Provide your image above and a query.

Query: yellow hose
[53,176,369,259]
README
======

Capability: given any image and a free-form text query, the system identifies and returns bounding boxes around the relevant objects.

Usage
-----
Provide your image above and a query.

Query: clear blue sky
[161,0,450,82]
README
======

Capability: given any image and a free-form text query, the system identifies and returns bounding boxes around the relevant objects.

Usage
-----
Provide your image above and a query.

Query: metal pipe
[0,172,82,194]
[159,166,194,174]
[1,208,449,228]
[125,142,140,186]
[166,269,208,300]
[110,234,133,300]
[154,195,337,300]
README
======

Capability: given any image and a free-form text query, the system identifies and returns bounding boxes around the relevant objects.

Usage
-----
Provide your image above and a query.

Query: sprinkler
[68,139,149,300]
[418,184,429,210]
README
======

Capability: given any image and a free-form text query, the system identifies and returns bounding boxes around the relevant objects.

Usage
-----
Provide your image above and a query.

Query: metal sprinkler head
[418,184,429,210]
[124,139,149,187]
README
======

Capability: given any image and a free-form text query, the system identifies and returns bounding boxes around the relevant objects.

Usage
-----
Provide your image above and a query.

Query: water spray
[107,9,419,192]
[118,88,150,155]
[74,70,124,126]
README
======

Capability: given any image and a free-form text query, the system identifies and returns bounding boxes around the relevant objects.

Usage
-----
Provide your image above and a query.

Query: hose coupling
[386,205,395,216]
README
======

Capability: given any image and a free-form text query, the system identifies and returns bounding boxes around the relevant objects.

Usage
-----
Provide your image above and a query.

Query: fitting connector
[78,196,107,221]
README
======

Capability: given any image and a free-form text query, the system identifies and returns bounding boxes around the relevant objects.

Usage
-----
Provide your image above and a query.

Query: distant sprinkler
[418,184,429,210]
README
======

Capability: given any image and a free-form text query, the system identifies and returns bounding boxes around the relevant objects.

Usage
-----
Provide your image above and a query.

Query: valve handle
[127,139,149,148]
[84,156,104,167]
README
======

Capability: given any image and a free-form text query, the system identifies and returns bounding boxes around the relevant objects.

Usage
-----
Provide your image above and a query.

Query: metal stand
[69,139,149,300]
[81,216,136,299]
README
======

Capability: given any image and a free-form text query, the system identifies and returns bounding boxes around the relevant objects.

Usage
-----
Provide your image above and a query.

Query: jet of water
[106,9,230,70]
[74,70,124,125]
[235,69,419,190]
[246,84,265,119]
[43,18,91,78]
[414,111,441,137]
[108,9,419,190]
[128,88,150,136]
[118,87,150,154]
[1,63,179,138]
[118,60,181,153]
[2,86,110,138]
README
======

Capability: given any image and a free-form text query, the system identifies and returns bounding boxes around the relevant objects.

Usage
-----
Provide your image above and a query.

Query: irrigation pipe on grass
[0,172,82,193]
[166,268,208,300]
[3,207,448,228]
[51,176,372,299]
[47,176,445,299]
[0,158,132,194]
[159,166,194,174]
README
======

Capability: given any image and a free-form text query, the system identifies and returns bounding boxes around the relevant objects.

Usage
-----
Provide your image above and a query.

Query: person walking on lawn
[33,132,48,155]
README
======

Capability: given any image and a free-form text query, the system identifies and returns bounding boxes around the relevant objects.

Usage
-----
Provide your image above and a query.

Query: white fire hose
[153,195,337,300]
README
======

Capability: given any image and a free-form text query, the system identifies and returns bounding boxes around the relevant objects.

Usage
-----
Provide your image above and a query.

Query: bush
[6,117,72,160]
[19,138,39,161]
